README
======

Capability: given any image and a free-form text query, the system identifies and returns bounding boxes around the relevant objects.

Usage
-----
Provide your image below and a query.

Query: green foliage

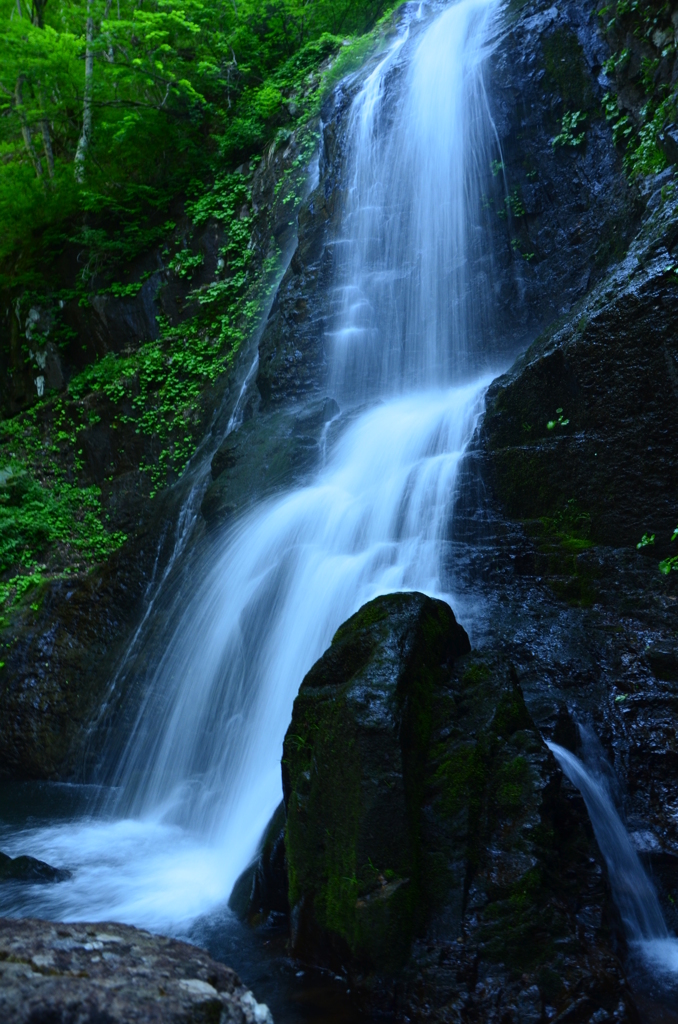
[0,0,395,286]
[167,249,204,278]
[659,525,678,574]
[598,0,676,177]
[0,156,305,600]
[636,525,678,574]
[0,461,126,608]
[546,407,570,429]
[504,188,526,216]
[540,499,592,548]
[552,110,587,148]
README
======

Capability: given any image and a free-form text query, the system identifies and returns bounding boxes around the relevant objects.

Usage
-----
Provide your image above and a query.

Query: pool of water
[0,781,372,1024]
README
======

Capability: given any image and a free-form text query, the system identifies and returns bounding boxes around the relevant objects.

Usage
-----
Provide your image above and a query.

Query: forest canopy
[0,0,391,280]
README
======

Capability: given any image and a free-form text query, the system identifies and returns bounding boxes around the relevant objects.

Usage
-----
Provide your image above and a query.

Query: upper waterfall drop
[0,0,504,932]
[329,0,501,401]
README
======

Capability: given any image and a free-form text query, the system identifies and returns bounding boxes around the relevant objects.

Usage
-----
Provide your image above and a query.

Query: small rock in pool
[0,851,71,883]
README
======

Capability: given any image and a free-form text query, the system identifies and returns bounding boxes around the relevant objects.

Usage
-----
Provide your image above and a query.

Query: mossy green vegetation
[0,0,396,280]
[523,500,598,606]
[0,0,401,609]
[428,658,580,975]
[0,468,124,609]
[542,27,594,112]
[598,0,678,176]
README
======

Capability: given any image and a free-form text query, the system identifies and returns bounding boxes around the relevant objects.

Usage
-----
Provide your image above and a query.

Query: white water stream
[1,0,504,931]
[548,735,678,981]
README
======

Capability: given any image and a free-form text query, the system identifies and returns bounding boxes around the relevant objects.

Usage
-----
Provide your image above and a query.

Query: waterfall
[0,0,503,931]
[547,735,678,980]
[329,0,498,399]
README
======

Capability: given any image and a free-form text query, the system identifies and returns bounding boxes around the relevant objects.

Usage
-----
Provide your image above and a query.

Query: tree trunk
[31,0,47,28]
[103,0,114,61]
[40,109,55,177]
[74,0,94,184]
[15,76,43,178]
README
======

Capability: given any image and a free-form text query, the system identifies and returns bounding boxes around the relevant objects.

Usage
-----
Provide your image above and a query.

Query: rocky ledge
[0,918,273,1024]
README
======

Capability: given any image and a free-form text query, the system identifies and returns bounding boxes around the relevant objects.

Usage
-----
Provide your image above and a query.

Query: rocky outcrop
[0,918,273,1024]
[280,593,638,1022]
[283,593,471,974]
[202,397,339,528]
[484,0,639,353]
[481,175,678,552]
[229,801,289,927]
[0,851,70,883]
[255,66,363,407]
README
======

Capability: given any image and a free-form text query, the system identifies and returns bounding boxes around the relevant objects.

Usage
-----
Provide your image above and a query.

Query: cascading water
[0,0,503,934]
[547,733,678,981]
[329,0,499,399]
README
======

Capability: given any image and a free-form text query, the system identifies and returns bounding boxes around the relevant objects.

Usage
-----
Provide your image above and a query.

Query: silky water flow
[548,733,678,982]
[0,0,504,932]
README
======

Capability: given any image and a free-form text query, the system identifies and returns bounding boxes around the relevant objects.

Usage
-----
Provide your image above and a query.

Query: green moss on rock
[282,592,470,972]
[542,28,595,112]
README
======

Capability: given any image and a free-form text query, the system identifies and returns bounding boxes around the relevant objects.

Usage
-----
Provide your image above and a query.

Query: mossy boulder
[281,597,636,1020]
[282,592,470,973]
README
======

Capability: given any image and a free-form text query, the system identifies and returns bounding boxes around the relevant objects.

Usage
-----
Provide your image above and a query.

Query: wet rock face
[281,594,636,1021]
[202,397,339,528]
[0,851,70,883]
[0,479,188,780]
[0,918,273,1024]
[487,0,638,351]
[255,85,356,407]
[229,801,289,927]
[459,174,678,1018]
[480,178,678,552]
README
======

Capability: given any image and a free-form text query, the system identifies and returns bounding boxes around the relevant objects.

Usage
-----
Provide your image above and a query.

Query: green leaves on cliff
[658,524,678,574]
[636,525,678,575]
[552,110,586,149]
[598,0,678,177]
[0,462,126,607]
[0,0,393,275]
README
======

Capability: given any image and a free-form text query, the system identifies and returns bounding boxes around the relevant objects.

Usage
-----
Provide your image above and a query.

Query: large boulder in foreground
[282,592,470,972]
[0,918,273,1024]
[282,593,638,1022]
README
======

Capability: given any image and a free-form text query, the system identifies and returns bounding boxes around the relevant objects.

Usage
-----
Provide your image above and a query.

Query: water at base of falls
[0,381,491,932]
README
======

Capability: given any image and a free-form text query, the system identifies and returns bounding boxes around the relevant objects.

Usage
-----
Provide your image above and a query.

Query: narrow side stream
[548,735,678,1004]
